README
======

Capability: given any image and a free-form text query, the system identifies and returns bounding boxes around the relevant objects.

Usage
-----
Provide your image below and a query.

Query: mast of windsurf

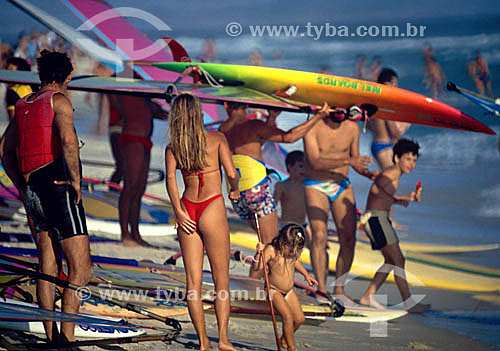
[0,255,182,333]
[254,213,281,351]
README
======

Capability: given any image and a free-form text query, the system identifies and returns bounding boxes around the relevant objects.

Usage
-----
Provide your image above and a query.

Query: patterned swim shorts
[231,178,276,220]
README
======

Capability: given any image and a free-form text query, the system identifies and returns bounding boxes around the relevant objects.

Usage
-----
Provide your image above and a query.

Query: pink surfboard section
[60,0,218,121]
[0,165,20,201]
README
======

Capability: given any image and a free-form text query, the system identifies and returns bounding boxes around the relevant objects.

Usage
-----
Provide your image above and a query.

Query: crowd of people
[1,32,495,349]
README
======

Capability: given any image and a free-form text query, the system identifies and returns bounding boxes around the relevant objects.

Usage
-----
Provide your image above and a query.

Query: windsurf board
[0,164,176,236]
[230,231,500,292]
[0,299,145,338]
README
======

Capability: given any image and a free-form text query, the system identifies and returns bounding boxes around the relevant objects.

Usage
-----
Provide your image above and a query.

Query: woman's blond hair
[168,94,207,172]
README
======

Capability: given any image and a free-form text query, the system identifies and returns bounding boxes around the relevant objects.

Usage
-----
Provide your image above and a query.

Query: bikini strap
[182,168,219,199]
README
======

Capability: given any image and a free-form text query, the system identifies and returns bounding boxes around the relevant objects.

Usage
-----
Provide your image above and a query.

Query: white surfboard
[0,299,146,339]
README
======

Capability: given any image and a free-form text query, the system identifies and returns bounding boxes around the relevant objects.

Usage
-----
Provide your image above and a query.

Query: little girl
[252,223,317,351]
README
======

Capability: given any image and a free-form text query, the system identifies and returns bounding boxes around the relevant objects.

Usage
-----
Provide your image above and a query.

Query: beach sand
[0,94,498,350]
[0,222,497,351]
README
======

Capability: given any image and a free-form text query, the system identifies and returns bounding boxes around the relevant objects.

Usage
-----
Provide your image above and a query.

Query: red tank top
[15,90,63,174]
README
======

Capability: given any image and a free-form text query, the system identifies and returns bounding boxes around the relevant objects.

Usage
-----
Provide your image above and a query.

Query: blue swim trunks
[303,178,351,203]
[371,141,393,158]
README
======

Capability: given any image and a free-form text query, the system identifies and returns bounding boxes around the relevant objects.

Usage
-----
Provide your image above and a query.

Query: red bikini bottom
[181,194,223,224]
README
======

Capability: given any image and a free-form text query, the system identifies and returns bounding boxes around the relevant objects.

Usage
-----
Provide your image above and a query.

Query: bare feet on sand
[332,292,357,307]
[121,238,143,247]
[281,335,288,349]
[218,340,236,350]
[281,336,298,350]
[200,336,211,351]
[121,236,152,247]
[359,295,387,310]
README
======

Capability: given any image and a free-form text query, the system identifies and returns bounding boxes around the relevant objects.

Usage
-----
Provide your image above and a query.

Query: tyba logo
[76,7,172,67]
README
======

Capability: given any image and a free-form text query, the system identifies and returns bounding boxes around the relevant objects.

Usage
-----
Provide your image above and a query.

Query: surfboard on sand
[202,274,408,323]
[7,283,193,319]
[81,183,176,236]
[0,164,176,236]
[0,247,406,323]
[230,231,500,292]
[0,299,146,338]
[329,235,500,254]
[223,299,407,324]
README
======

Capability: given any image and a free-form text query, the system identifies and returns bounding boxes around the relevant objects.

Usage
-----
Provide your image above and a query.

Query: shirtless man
[109,93,167,246]
[475,52,493,98]
[355,55,367,80]
[423,46,445,98]
[220,102,330,278]
[303,112,376,301]
[367,68,411,170]
[467,60,482,95]
[359,139,430,313]
[367,68,411,229]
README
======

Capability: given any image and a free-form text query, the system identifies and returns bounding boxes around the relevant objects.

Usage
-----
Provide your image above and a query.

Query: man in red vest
[0,50,92,345]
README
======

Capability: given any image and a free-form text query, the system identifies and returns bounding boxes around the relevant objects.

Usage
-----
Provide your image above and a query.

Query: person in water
[252,223,317,351]
[468,52,493,97]
[165,93,240,351]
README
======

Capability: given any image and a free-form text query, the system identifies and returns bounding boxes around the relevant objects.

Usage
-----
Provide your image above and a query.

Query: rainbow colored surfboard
[142,61,495,135]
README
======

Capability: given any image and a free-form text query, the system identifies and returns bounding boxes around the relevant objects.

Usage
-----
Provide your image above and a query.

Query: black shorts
[361,210,399,250]
[23,158,88,241]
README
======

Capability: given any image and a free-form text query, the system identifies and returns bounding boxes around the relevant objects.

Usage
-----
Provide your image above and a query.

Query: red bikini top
[182,168,220,198]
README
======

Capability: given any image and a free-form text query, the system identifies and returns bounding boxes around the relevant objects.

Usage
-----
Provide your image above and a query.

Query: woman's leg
[198,197,235,351]
[178,227,210,350]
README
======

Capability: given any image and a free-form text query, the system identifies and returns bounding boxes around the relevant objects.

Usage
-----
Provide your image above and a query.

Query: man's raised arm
[263,103,330,143]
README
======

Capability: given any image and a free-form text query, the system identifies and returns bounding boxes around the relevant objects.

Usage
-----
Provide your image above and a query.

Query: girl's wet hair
[270,223,305,260]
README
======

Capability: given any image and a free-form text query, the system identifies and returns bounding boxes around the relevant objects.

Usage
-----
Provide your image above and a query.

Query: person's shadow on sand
[172,333,273,350]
